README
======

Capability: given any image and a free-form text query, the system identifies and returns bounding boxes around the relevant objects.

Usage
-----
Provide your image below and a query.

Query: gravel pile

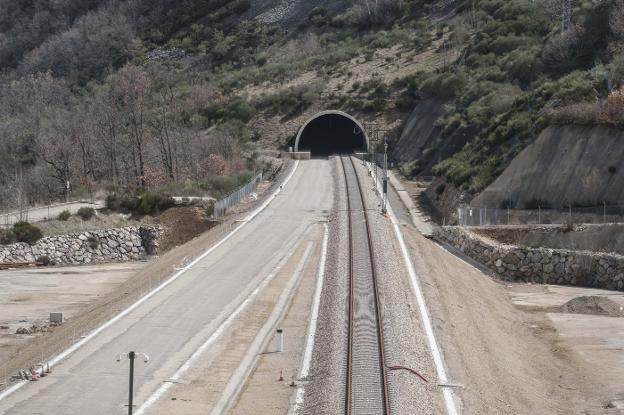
[558,296,624,317]
[353,160,440,415]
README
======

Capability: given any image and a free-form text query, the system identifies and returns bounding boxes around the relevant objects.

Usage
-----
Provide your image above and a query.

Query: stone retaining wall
[435,226,624,291]
[0,226,162,265]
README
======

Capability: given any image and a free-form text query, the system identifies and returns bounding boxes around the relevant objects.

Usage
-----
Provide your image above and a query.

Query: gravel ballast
[301,157,441,414]
[352,159,440,414]
[301,157,348,414]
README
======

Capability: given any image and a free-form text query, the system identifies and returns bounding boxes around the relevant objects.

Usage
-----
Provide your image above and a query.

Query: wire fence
[0,199,103,228]
[213,172,263,219]
[458,204,624,226]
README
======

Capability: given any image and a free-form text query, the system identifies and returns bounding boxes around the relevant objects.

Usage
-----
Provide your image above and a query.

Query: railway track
[340,155,390,415]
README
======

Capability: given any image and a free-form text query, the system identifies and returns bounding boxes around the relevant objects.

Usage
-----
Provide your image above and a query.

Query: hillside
[1,0,623,218]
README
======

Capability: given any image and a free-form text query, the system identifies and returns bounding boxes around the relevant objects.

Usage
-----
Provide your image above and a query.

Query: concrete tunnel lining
[294,111,369,155]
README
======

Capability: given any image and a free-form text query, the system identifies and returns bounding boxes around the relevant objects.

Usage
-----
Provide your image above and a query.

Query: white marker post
[276,329,284,352]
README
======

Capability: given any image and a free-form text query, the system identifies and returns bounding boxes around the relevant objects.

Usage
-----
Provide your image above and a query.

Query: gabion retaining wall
[0,226,162,265]
[435,226,624,291]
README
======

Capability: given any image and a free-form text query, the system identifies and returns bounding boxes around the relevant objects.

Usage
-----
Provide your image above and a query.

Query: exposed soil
[557,296,624,317]
[0,262,146,378]
[404,227,620,414]
[156,206,217,252]
[37,210,153,236]
[473,224,624,256]
[37,205,218,254]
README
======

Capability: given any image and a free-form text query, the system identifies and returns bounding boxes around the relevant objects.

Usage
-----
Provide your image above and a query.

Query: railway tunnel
[295,111,369,156]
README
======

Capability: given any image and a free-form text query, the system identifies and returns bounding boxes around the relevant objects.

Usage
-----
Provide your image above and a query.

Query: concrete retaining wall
[280,151,311,160]
[435,226,624,291]
[0,226,162,265]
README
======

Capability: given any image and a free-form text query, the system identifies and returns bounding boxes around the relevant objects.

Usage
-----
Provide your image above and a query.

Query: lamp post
[117,351,149,415]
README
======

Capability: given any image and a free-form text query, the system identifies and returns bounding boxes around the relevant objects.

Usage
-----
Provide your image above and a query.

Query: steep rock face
[474,125,624,209]
[392,99,447,164]
[392,99,473,175]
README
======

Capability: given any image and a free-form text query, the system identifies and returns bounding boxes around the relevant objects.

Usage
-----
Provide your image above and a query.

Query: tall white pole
[382,138,388,214]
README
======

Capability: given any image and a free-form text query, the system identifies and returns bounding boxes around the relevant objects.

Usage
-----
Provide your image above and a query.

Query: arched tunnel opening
[296,112,368,156]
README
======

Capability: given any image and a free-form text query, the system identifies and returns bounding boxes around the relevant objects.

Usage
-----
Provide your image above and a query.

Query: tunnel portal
[295,111,368,156]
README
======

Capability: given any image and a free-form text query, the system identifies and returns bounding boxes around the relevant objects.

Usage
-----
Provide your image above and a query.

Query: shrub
[0,229,16,245]
[608,165,617,174]
[224,98,256,123]
[57,210,71,221]
[255,84,320,116]
[420,72,467,98]
[136,193,175,216]
[105,194,121,211]
[77,207,95,221]
[106,192,175,216]
[11,222,43,245]
[546,86,624,127]
[205,200,215,217]
[396,94,418,112]
[363,97,387,113]
[499,198,515,209]
[435,183,446,195]
[399,160,421,178]
[524,197,551,210]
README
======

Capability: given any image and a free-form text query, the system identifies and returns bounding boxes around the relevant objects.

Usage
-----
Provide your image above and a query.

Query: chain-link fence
[0,200,104,228]
[213,172,263,219]
[458,204,624,226]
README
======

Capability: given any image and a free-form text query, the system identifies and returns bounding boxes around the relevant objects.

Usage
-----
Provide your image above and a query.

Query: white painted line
[0,381,26,402]
[136,222,312,414]
[293,223,329,413]
[211,241,315,415]
[0,161,300,403]
[364,161,460,415]
[136,258,279,414]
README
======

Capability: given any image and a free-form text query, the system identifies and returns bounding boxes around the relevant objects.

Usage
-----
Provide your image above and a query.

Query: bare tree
[150,72,186,181]
[112,65,152,188]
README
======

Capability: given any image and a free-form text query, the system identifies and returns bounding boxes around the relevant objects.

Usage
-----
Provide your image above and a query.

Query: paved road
[0,160,332,414]
[0,201,105,227]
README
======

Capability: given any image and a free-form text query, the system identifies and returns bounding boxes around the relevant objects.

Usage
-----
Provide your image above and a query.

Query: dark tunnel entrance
[295,112,368,156]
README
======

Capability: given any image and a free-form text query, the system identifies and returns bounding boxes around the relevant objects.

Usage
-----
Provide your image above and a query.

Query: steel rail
[341,155,390,415]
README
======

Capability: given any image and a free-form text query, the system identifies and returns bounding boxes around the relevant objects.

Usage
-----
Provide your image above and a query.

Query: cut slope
[474,125,624,209]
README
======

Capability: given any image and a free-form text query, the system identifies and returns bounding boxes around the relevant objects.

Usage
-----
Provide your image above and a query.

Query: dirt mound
[156,206,217,252]
[558,296,624,317]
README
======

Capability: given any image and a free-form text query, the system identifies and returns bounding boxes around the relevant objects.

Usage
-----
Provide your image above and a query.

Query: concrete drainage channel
[209,240,314,415]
